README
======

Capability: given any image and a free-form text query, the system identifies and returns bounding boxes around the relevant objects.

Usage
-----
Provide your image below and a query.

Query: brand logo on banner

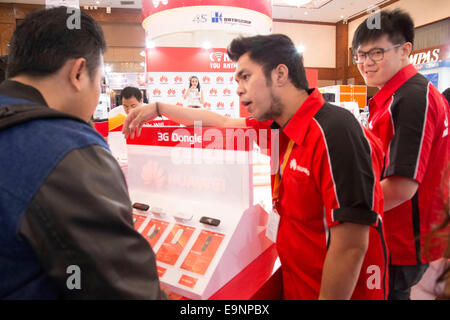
[209,88,218,96]
[410,49,440,65]
[216,76,224,84]
[142,0,272,18]
[217,102,225,109]
[151,0,168,9]
[212,12,222,23]
[160,76,168,84]
[146,47,237,73]
[210,52,224,63]
[153,88,162,97]
[209,53,236,71]
[211,11,251,26]
[204,102,211,109]
[203,76,211,84]
[223,88,231,96]
[174,76,183,84]
[142,1,272,39]
[167,89,176,97]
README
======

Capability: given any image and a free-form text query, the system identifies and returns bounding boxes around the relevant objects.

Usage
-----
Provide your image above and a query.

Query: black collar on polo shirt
[0,80,49,107]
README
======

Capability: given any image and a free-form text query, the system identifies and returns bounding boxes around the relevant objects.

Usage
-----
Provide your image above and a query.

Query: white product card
[265,208,280,243]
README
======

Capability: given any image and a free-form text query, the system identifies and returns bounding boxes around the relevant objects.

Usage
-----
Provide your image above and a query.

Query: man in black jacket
[0,6,165,299]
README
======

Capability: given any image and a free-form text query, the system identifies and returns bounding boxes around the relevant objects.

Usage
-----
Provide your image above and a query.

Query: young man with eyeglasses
[352,9,450,300]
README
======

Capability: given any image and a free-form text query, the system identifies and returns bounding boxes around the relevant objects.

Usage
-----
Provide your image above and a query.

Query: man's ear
[272,64,289,86]
[69,58,87,92]
[402,42,413,58]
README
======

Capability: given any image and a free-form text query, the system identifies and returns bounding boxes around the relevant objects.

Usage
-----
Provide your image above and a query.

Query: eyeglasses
[352,44,403,64]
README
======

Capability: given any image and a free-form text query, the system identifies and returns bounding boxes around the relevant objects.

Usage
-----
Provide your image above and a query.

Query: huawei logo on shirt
[289,159,310,176]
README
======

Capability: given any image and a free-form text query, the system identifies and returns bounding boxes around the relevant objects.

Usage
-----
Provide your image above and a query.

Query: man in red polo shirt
[123,34,389,299]
[352,9,450,299]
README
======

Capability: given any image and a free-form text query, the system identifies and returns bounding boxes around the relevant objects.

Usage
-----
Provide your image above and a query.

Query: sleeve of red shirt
[313,110,381,228]
[384,86,434,183]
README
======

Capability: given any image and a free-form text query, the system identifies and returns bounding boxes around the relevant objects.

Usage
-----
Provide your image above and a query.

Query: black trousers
[388,264,429,300]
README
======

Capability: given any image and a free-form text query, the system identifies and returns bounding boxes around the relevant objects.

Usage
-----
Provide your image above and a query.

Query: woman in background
[183,75,204,108]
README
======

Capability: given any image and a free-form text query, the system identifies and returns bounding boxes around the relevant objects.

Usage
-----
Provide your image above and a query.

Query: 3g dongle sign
[157,132,203,145]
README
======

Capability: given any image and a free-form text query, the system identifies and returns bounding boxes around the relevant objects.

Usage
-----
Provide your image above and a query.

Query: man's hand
[122,103,157,139]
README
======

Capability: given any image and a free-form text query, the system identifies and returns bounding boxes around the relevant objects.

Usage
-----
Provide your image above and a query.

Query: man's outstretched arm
[122,102,246,138]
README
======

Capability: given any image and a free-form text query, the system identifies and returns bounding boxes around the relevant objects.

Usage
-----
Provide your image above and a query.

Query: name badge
[265,207,280,243]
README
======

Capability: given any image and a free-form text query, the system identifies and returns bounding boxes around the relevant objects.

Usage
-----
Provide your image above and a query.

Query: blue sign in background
[424,72,439,89]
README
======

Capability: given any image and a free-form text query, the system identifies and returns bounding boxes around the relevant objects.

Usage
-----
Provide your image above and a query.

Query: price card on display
[157,266,167,278]
[180,230,225,275]
[132,214,148,231]
[156,224,196,265]
[142,219,170,247]
[178,274,198,289]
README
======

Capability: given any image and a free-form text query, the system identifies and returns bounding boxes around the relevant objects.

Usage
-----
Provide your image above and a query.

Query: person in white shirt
[183,75,204,108]
[109,86,143,117]
[108,86,144,161]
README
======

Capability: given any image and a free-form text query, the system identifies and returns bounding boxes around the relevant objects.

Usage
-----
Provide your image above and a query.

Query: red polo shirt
[368,64,450,266]
[247,89,388,300]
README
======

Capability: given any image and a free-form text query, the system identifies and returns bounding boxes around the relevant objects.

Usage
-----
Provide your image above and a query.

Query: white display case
[126,125,273,299]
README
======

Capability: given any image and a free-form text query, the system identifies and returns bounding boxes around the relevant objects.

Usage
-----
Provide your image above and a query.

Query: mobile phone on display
[147,225,160,239]
[174,212,193,221]
[132,202,149,211]
[201,236,213,251]
[151,207,166,217]
[200,216,220,227]
[171,229,185,245]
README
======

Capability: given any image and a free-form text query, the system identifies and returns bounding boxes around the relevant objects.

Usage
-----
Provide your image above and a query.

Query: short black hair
[121,86,142,101]
[352,9,414,51]
[0,55,7,84]
[442,88,450,106]
[7,6,106,79]
[227,34,308,91]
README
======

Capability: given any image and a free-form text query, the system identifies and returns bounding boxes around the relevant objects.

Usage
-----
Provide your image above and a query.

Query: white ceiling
[3,0,391,23]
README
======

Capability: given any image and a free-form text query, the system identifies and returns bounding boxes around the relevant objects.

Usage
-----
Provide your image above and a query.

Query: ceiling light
[297,45,305,53]
[202,41,212,50]
[146,40,155,49]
